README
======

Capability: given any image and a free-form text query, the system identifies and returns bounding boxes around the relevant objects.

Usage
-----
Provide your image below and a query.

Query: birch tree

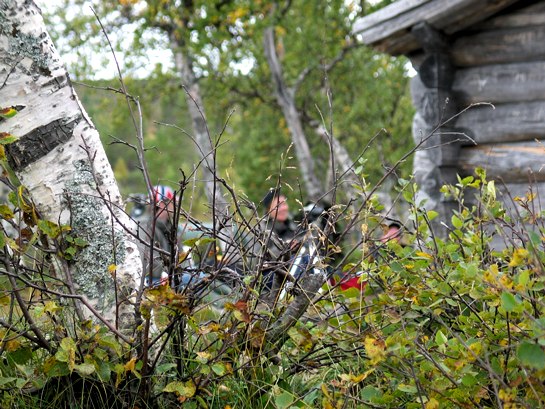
[263,23,323,201]
[0,0,141,329]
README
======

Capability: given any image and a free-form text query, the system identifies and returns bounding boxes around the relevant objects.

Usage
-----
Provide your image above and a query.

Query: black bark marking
[6,116,82,171]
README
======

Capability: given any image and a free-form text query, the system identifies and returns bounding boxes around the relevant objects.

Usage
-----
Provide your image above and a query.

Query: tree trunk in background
[263,26,323,202]
[313,123,361,200]
[0,0,141,327]
[170,35,230,220]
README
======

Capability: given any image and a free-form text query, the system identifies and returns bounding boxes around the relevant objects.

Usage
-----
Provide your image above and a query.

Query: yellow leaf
[124,357,136,373]
[364,336,386,365]
[321,383,331,400]
[163,379,196,397]
[508,248,529,267]
[44,301,61,314]
[425,398,439,409]
[196,351,211,363]
[356,368,375,382]
[347,368,375,383]
[415,251,433,259]
[5,339,21,352]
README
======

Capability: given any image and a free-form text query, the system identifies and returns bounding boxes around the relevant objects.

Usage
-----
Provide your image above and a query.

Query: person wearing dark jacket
[262,188,299,242]
[133,185,176,287]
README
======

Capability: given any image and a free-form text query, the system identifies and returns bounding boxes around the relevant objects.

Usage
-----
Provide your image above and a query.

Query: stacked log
[452,2,545,210]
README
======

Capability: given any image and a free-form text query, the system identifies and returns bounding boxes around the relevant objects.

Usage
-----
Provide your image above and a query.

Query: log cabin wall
[453,2,545,182]
[355,0,545,239]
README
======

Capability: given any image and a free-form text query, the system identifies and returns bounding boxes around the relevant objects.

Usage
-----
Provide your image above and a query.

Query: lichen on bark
[0,1,53,77]
[65,159,126,314]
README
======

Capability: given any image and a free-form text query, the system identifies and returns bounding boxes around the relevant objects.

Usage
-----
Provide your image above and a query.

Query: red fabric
[154,185,175,202]
[330,275,367,291]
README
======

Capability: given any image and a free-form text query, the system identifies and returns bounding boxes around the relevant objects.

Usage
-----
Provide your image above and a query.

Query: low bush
[1,169,545,408]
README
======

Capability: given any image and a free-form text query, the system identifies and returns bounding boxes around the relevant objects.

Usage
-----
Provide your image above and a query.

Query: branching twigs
[2,251,51,352]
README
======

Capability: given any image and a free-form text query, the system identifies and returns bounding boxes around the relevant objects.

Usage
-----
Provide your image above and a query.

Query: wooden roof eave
[353,0,521,56]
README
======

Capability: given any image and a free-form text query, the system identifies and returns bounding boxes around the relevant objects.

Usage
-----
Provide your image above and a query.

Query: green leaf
[426,210,438,221]
[486,180,496,200]
[517,342,545,369]
[74,237,88,247]
[275,391,294,409]
[0,107,18,118]
[97,334,123,357]
[397,383,417,393]
[518,270,530,287]
[0,132,18,145]
[74,363,95,376]
[501,292,518,312]
[156,363,177,374]
[0,377,16,387]
[211,362,227,376]
[435,330,447,346]
[163,379,196,397]
[5,347,32,365]
[37,219,61,238]
[96,361,111,382]
[15,378,27,389]
[360,385,381,401]
[451,215,463,229]
[461,374,478,387]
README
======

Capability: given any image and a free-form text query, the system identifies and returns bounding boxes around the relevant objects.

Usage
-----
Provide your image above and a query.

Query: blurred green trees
[48,0,414,212]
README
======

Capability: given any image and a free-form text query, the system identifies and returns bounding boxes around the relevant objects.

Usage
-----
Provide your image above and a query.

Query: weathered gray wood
[453,62,545,104]
[451,25,545,66]
[355,0,429,31]
[455,101,545,144]
[477,2,545,30]
[466,181,545,223]
[497,182,545,204]
[495,182,545,222]
[410,75,458,125]
[353,0,519,55]
[459,141,545,183]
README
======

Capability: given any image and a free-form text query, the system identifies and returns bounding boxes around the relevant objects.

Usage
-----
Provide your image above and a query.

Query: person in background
[259,188,335,292]
[133,185,177,287]
[262,188,299,242]
[258,188,301,291]
[380,220,403,244]
[331,218,405,292]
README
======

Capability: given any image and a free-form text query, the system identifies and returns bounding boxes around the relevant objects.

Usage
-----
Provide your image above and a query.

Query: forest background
[40,0,415,216]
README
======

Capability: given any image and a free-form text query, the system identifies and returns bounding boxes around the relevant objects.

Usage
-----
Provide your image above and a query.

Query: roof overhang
[353,0,521,55]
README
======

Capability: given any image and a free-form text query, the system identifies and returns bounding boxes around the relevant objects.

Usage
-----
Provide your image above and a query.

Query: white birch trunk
[0,1,141,326]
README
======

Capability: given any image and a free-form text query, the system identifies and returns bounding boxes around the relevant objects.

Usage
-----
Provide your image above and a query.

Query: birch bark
[263,25,323,202]
[0,0,141,326]
[170,33,230,220]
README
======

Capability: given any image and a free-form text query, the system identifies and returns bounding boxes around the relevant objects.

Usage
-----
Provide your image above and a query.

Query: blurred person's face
[269,195,289,222]
[156,200,175,222]
[380,225,401,244]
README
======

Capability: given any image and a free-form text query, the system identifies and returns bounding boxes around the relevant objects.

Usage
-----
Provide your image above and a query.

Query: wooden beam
[477,2,545,30]
[455,101,545,144]
[353,0,518,55]
[459,141,545,183]
[453,62,545,104]
[451,25,545,66]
